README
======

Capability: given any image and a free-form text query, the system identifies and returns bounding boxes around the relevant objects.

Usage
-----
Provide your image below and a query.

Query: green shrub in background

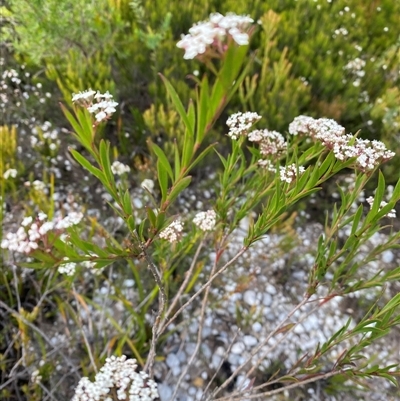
[1,8,400,400]
[3,0,399,147]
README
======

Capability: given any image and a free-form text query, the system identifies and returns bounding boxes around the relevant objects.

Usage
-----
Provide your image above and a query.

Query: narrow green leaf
[167,176,192,204]
[391,176,400,201]
[60,104,89,147]
[147,207,157,228]
[366,171,385,223]
[69,148,104,181]
[157,159,169,202]
[351,204,364,236]
[123,189,133,215]
[187,143,217,172]
[196,76,210,143]
[156,212,166,231]
[150,141,174,180]
[159,74,193,137]
[99,140,114,184]
[174,140,181,181]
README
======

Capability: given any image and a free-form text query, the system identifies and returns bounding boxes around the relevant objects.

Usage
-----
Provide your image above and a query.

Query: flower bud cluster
[1,211,83,254]
[279,164,305,184]
[59,258,77,276]
[177,13,254,60]
[72,355,159,401]
[159,220,184,243]
[366,196,396,218]
[72,90,118,123]
[288,115,395,171]
[193,210,217,231]
[226,112,262,140]
[248,129,287,157]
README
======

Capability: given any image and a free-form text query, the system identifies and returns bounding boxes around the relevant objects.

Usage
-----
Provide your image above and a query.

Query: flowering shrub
[1,8,400,401]
[72,356,159,401]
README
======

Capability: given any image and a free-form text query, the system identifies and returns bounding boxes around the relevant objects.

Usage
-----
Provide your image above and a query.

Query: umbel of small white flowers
[227,112,396,174]
[177,12,254,60]
[366,196,396,218]
[1,211,83,255]
[193,210,217,231]
[72,90,118,123]
[159,220,184,243]
[288,115,395,171]
[71,355,159,401]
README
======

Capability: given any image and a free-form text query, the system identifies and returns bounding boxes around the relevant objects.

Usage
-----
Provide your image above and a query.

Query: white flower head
[72,90,118,122]
[366,196,396,218]
[193,210,217,231]
[141,179,155,192]
[71,355,159,401]
[177,12,254,60]
[3,168,17,179]
[279,163,305,184]
[248,129,287,156]
[159,220,184,243]
[227,112,262,140]
[59,258,77,276]
[111,161,131,175]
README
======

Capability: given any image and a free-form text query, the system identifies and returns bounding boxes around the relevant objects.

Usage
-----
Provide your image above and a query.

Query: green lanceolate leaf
[122,189,133,216]
[157,159,169,202]
[366,171,385,224]
[174,140,181,181]
[167,176,192,204]
[69,148,104,182]
[159,74,194,137]
[146,207,157,228]
[150,141,174,180]
[182,100,195,168]
[196,76,210,143]
[99,139,114,184]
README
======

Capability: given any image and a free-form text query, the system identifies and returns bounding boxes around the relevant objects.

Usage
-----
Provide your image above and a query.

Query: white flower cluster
[288,116,395,171]
[248,129,287,157]
[366,196,396,218]
[226,112,262,140]
[1,211,83,254]
[72,355,159,401]
[72,90,118,123]
[31,180,47,192]
[111,161,131,176]
[59,258,77,276]
[193,210,217,231]
[344,57,366,87]
[159,220,184,243]
[177,12,254,59]
[258,159,277,172]
[344,57,366,75]
[141,179,155,192]
[279,164,305,184]
[3,168,17,179]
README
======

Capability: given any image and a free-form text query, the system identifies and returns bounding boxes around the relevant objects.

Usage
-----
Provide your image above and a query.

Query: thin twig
[170,252,217,400]
[0,300,80,379]
[162,246,248,333]
[141,243,166,377]
[202,329,240,401]
[237,299,322,392]
[71,285,97,373]
[210,294,310,399]
[213,369,347,400]
[158,240,204,336]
